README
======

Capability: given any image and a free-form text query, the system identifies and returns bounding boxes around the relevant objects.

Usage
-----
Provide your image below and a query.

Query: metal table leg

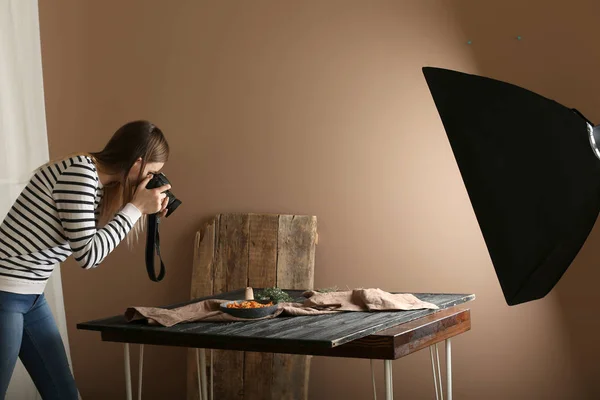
[384,360,393,400]
[195,349,202,399]
[210,350,214,400]
[195,349,209,400]
[371,359,377,400]
[138,345,144,400]
[124,343,132,400]
[446,339,452,400]
[430,345,441,400]
[429,343,444,400]
[430,340,453,400]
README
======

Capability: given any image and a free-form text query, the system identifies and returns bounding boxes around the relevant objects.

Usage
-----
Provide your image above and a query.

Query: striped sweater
[0,155,142,294]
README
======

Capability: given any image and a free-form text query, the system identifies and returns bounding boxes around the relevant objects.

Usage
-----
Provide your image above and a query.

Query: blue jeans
[0,290,78,399]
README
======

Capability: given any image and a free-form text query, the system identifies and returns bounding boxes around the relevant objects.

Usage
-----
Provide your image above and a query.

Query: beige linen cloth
[124,289,439,328]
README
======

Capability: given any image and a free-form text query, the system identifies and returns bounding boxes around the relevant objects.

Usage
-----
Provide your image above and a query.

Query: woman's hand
[131,174,171,215]
[158,196,169,218]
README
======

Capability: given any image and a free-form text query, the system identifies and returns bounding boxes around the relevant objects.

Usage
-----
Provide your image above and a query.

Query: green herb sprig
[256,287,294,304]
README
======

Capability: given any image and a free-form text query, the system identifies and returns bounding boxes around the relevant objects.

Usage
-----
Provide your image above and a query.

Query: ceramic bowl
[220,300,279,319]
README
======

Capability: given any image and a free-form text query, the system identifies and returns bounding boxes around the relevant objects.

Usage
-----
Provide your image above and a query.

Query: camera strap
[145,214,166,282]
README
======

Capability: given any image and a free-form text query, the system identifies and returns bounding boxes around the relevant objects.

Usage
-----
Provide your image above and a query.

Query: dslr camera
[145,172,182,217]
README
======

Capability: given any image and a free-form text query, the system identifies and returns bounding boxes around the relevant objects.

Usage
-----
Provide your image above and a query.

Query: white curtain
[0,1,73,398]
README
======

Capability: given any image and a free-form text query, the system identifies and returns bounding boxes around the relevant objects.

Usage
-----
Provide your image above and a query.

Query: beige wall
[38,1,600,399]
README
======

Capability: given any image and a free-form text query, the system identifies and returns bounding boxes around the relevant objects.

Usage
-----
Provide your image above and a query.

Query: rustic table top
[78,289,475,353]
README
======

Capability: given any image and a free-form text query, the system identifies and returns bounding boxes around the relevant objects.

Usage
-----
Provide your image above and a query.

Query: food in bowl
[226,300,274,309]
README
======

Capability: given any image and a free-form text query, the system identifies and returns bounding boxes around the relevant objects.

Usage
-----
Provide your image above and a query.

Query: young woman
[0,120,171,399]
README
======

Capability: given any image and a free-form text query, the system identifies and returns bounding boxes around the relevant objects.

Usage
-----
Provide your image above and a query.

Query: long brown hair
[90,120,169,242]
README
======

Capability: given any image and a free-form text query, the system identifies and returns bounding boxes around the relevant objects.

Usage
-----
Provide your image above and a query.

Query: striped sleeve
[51,162,142,269]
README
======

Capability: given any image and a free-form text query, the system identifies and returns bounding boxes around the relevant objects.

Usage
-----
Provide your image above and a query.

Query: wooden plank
[180,214,317,400]
[391,308,471,358]
[244,214,278,400]
[213,214,249,400]
[273,215,317,400]
[276,215,317,290]
[187,218,217,400]
[192,218,217,299]
[212,349,244,399]
[324,308,471,359]
[244,352,273,400]
[213,215,226,295]
[271,354,310,400]
[248,214,278,288]
[219,213,249,292]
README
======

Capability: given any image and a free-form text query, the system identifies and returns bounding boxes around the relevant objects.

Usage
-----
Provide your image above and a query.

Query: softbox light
[422,66,600,305]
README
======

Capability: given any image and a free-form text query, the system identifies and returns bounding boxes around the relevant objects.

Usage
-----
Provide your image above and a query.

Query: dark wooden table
[78,290,474,400]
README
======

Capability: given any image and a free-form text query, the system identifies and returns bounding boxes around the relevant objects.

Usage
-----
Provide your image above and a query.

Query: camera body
[145,172,181,217]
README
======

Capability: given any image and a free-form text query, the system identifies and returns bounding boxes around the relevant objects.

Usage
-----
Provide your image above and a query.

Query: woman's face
[128,158,165,185]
